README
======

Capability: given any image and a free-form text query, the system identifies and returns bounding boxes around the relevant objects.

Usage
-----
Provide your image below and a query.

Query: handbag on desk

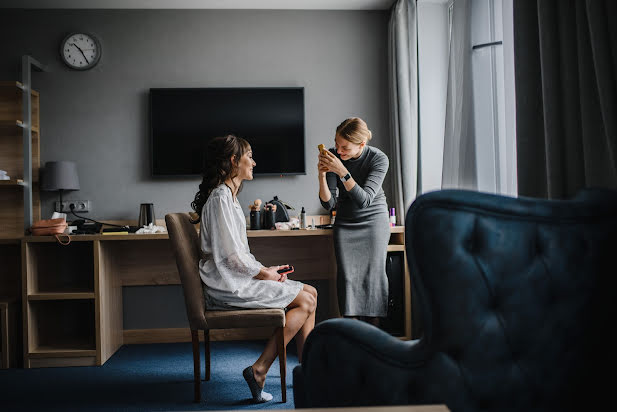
[30,218,70,245]
[266,196,295,222]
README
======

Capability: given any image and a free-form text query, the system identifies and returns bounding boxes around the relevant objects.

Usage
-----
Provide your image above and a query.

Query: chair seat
[205,308,285,329]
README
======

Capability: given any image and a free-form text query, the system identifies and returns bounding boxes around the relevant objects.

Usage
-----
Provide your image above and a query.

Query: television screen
[150,87,305,176]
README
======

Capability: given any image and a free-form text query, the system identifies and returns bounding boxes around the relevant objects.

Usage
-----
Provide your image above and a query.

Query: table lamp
[41,161,80,212]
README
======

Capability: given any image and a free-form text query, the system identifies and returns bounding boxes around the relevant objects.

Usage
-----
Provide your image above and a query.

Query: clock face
[60,33,101,70]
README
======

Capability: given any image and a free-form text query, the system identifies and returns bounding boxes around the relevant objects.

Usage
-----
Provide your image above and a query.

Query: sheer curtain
[388,0,420,223]
[441,0,518,195]
[441,0,477,190]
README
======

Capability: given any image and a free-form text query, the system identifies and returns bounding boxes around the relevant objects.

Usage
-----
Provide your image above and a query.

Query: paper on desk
[136,222,167,234]
[52,212,67,220]
[274,217,300,230]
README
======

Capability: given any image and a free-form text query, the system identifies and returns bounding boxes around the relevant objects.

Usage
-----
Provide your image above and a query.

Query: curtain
[441,0,477,190]
[388,0,420,223]
[514,0,617,199]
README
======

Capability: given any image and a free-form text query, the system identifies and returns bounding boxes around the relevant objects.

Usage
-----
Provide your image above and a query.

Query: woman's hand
[317,153,329,178]
[318,150,348,178]
[254,266,286,282]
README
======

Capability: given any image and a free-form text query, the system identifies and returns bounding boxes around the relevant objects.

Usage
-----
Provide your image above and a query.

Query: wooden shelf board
[28,347,96,358]
[0,120,39,133]
[0,179,24,186]
[0,81,24,89]
[0,236,22,244]
[28,292,95,301]
[387,244,405,252]
[0,81,38,96]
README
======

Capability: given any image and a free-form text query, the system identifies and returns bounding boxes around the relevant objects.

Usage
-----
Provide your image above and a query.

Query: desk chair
[165,213,287,403]
[293,189,617,412]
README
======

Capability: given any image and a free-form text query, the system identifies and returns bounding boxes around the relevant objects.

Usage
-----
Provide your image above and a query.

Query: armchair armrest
[293,318,429,408]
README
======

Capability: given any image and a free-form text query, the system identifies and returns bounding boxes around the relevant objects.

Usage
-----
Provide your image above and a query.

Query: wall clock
[60,32,102,70]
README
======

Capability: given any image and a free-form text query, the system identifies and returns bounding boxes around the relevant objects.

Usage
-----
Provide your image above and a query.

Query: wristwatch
[340,172,351,182]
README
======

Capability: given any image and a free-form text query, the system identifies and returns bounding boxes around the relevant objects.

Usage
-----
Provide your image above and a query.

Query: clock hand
[70,42,90,64]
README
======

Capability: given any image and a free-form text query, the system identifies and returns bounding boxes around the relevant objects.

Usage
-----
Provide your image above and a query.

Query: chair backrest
[165,213,207,330]
[405,189,617,411]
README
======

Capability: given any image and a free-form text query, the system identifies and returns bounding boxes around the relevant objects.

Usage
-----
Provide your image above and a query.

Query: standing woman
[318,117,390,326]
[191,135,317,403]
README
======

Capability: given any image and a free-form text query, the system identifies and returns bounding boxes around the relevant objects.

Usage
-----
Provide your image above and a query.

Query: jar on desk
[250,210,261,230]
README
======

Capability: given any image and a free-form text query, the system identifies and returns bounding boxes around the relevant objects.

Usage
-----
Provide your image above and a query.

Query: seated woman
[190,134,317,403]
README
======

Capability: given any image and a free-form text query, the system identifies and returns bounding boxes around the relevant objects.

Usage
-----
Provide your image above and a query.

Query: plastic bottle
[331,210,337,225]
[300,207,306,229]
[389,208,396,227]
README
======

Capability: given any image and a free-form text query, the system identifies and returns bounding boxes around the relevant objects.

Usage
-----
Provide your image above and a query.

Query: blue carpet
[0,341,299,411]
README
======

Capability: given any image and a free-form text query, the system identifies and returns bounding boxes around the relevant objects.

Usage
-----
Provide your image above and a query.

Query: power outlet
[56,200,90,213]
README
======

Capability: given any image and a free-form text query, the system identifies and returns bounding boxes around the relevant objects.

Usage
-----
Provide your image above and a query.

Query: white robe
[199,184,303,309]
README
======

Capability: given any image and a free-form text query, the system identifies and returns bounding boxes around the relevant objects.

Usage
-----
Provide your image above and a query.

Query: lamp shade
[41,161,80,191]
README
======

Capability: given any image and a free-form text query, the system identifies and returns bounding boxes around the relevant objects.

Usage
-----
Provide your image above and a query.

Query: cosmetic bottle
[389,208,396,227]
[300,207,306,229]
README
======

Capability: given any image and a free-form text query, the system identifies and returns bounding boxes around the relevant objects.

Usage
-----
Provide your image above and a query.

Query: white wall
[417,0,449,193]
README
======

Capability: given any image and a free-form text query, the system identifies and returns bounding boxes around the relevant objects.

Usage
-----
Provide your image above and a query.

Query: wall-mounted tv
[150,87,305,176]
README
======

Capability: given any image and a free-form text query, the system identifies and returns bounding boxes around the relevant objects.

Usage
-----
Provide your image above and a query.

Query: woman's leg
[251,289,317,387]
[295,284,317,362]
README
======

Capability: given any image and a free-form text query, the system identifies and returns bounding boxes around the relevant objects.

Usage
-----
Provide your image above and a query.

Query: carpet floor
[0,341,299,411]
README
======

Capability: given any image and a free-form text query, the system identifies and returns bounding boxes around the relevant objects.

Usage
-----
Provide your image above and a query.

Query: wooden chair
[165,212,287,403]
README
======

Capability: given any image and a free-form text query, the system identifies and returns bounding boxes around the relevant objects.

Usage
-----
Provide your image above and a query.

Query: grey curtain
[514,0,617,199]
[441,0,477,190]
[388,0,419,223]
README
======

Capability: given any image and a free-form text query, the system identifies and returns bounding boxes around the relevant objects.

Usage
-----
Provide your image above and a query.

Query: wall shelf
[28,348,97,357]
[27,293,96,301]
[0,76,41,238]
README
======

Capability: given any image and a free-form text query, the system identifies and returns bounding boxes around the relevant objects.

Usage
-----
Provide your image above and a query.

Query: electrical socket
[56,200,90,213]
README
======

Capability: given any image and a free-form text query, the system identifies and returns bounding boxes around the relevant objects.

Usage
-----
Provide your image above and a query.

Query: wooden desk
[15,226,408,368]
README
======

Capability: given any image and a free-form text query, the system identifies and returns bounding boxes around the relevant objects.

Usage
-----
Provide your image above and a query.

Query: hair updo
[190,134,251,223]
[335,117,372,144]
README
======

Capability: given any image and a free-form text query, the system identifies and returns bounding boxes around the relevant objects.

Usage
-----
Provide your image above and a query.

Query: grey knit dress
[320,145,390,317]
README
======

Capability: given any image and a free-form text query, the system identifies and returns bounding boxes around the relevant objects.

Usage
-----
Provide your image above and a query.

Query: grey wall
[0,9,390,329]
[0,9,391,220]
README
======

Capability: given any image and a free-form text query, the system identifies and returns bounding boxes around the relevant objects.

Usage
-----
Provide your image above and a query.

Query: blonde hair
[335,117,372,144]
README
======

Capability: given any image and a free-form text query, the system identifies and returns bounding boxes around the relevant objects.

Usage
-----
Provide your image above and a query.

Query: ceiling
[1,0,397,10]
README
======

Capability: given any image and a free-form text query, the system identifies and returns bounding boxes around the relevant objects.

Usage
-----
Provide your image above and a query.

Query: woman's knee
[303,284,318,300]
[298,291,317,313]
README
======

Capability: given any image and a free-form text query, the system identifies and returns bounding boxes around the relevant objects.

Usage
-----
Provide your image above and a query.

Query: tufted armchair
[293,189,617,412]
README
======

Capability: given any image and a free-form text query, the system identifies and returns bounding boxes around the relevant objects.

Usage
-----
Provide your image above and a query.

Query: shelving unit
[21,236,124,368]
[1,71,43,368]
[22,239,102,368]
[0,81,41,237]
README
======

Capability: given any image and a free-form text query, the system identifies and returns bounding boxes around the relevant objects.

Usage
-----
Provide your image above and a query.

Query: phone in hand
[277,265,294,275]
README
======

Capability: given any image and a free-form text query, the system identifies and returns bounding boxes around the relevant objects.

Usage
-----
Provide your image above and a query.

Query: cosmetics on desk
[300,207,306,229]
[263,203,277,230]
[390,208,396,227]
[249,199,262,230]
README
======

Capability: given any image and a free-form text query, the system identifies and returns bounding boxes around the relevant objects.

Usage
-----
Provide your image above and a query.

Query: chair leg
[204,329,211,381]
[191,329,201,403]
[276,327,287,403]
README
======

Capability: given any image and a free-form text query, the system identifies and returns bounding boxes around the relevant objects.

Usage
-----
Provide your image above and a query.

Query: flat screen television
[150,87,305,176]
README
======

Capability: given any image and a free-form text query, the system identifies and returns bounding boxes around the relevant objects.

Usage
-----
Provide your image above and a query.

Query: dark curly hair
[190,134,251,223]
